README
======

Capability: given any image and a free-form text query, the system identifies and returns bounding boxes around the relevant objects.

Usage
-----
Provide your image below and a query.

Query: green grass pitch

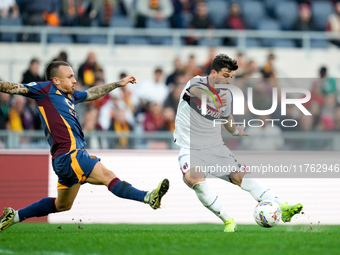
[0,223,340,255]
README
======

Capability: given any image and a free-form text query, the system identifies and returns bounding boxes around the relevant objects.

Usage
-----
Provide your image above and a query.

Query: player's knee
[55,201,73,212]
[230,177,243,187]
[104,169,115,180]
[184,176,196,187]
[184,171,204,188]
[229,171,246,187]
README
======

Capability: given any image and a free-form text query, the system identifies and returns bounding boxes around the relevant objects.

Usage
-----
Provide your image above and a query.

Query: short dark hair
[30,58,39,65]
[211,54,238,73]
[155,67,163,73]
[45,61,70,81]
[319,66,327,78]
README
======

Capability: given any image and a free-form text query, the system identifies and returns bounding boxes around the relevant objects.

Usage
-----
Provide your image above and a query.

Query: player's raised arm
[223,114,249,136]
[84,75,136,102]
[0,81,29,95]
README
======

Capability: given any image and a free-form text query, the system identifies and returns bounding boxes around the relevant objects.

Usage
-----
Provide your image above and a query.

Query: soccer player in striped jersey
[0,61,169,231]
[174,54,302,232]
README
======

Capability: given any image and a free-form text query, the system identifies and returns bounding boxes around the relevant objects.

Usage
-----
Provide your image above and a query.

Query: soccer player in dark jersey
[0,61,169,231]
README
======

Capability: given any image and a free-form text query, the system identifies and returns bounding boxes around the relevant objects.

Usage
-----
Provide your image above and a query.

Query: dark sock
[18,197,57,222]
[108,178,147,202]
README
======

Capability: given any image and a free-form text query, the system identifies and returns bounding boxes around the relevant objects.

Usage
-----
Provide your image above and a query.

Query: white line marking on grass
[0,249,99,255]
[41,251,74,255]
[0,249,15,254]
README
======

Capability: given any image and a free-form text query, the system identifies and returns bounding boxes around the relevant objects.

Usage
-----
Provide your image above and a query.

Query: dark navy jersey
[23,81,88,158]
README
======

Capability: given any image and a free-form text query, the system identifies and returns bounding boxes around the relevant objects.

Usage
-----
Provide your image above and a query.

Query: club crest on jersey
[65,98,75,110]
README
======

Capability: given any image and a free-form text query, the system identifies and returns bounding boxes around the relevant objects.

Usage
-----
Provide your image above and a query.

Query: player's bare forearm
[85,81,120,101]
[84,76,136,102]
[0,81,29,95]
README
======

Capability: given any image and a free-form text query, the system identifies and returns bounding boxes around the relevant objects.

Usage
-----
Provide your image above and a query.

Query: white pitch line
[0,249,14,254]
[41,251,74,255]
[0,249,100,255]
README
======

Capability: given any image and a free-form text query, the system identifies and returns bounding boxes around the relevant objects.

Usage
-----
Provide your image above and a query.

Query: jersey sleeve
[73,90,88,104]
[186,76,206,91]
[23,81,50,101]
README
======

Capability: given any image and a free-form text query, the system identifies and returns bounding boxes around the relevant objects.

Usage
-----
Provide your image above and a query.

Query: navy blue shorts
[52,148,100,189]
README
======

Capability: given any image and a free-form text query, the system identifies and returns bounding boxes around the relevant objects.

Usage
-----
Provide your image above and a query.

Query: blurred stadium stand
[311,0,334,30]
[274,1,299,30]
[1,0,340,153]
[0,0,338,49]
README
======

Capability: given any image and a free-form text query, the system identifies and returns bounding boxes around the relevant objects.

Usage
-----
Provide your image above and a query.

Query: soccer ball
[254,200,281,228]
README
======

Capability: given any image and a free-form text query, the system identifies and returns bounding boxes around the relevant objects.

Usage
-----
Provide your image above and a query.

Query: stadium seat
[272,39,296,48]
[206,0,229,28]
[274,1,299,30]
[160,37,174,45]
[310,39,330,48]
[115,35,128,44]
[89,35,108,44]
[0,17,22,42]
[197,38,222,47]
[241,0,266,29]
[311,1,334,30]
[126,36,150,45]
[149,36,173,45]
[48,34,73,44]
[75,34,91,44]
[109,15,134,44]
[110,15,133,28]
[256,18,281,47]
[146,18,171,44]
[146,18,170,29]
[245,38,261,47]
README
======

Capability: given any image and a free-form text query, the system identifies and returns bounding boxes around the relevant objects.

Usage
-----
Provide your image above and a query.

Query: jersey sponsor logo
[183,93,222,121]
[184,81,224,120]
[69,109,78,118]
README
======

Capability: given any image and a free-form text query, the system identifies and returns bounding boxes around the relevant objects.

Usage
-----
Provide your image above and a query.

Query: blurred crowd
[1,0,340,46]
[0,49,339,150]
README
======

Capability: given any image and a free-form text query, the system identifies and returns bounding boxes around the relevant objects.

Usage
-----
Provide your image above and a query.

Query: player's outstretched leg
[280,202,303,222]
[224,218,237,233]
[192,181,235,232]
[0,207,16,232]
[240,177,303,222]
[144,179,170,209]
[109,178,170,210]
[240,177,283,205]
[0,196,59,232]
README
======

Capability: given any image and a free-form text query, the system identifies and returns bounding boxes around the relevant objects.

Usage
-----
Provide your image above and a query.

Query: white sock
[192,181,231,222]
[240,177,283,205]
[144,191,151,203]
[13,210,19,224]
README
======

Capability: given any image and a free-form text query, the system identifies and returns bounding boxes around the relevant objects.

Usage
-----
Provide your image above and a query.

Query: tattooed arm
[0,81,29,95]
[84,75,136,102]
